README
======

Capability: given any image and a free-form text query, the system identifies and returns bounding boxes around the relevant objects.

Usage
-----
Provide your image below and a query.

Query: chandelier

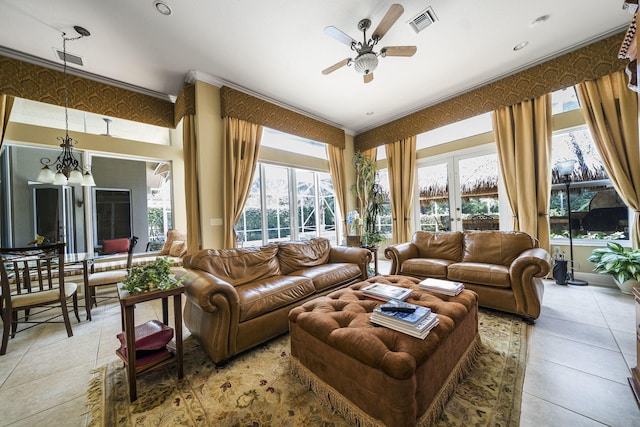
[37,26,95,187]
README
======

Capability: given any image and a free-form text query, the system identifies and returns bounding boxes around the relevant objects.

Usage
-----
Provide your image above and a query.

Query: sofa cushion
[235,275,315,321]
[159,229,187,256]
[400,258,453,279]
[102,238,130,255]
[289,263,362,291]
[462,231,536,266]
[412,231,463,261]
[184,244,280,286]
[447,262,511,288]
[277,238,331,275]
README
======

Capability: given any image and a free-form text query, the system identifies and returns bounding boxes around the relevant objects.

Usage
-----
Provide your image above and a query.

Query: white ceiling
[0,0,633,135]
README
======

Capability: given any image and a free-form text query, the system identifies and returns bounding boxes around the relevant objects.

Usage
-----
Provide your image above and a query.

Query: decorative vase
[552,260,569,285]
[615,278,640,295]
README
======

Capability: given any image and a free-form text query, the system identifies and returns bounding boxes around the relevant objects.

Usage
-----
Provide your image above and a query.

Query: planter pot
[615,278,640,295]
[346,236,362,247]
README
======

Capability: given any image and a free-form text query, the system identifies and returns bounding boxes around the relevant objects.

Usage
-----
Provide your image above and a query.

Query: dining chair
[0,243,80,355]
[85,236,138,320]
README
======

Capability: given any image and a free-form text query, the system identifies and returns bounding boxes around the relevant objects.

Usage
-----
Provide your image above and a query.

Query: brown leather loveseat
[177,238,371,364]
[384,230,551,321]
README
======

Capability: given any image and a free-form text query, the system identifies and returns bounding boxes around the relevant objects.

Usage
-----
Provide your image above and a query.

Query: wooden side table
[117,283,185,401]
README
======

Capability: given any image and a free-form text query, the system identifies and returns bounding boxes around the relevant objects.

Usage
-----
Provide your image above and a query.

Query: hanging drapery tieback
[392,217,397,222]
[538,213,549,217]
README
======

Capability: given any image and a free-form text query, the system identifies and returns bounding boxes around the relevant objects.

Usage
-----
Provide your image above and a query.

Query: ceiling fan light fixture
[353,52,378,75]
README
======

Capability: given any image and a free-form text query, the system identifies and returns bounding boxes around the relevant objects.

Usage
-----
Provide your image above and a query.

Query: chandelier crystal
[37,26,95,187]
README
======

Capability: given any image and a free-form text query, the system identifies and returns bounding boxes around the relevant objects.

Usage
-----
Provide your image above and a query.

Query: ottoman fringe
[290,333,481,427]
[416,332,482,427]
[290,357,383,427]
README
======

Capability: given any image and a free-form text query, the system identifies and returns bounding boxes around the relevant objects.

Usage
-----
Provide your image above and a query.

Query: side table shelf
[117,283,185,402]
[630,287,640,405]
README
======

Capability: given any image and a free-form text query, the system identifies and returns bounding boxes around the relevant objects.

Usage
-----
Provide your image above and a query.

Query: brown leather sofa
[176,238,371,365]
[384,230,552,321]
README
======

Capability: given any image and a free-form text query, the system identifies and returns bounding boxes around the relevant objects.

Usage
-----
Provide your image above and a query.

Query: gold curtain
[575,70,640,248]
[327,144,348,241]
[385,136,416,243]
[492,94,552,251]
[222,117,263,248]
[182,115,201,254]
[0,94,15,150]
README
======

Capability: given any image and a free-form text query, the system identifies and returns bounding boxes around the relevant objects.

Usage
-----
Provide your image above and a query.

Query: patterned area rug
[86,309,527,426]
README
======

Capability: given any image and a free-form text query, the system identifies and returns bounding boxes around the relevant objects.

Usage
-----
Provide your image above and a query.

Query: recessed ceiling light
[530,15,550,29]
[153,1,172,16]
[513,41,529,51]
[366,111,374,116]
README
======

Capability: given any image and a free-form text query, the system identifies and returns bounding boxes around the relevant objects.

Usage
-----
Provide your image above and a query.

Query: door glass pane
[417,163,451,231]
[296,170,316,240]
[318,172,337,244]
[264,165,290,242]
[459,154,499,231]
[235,170,262,246]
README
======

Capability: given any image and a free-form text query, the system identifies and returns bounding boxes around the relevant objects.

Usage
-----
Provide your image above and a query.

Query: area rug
[86,309,527,426]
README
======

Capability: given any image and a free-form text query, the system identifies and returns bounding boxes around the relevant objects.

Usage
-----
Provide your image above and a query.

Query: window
[376,169,392,235]
[551,87,580,115]
[93,188,132,245]
[236,164,338,246]
[549,127,628,241]
[260,128,328,159]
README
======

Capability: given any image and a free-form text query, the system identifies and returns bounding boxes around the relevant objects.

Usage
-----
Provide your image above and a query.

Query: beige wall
[194,81,224,249]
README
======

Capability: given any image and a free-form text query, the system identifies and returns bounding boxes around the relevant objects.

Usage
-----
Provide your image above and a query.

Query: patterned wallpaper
[0,56,175,128]
[355,31,629,151]
[220,86,345,148]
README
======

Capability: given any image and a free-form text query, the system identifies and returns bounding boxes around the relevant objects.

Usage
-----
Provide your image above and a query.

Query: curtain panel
[182,114,201,254]
[0,94,14,150]
[327,144,348,241]
[385,136,416,243]
[575,70,640,248]
[222,117,263,249]
[492,94,552,251]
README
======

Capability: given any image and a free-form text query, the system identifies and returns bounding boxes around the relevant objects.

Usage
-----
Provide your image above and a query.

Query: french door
[31,184,76,253]
[415,148,501,232]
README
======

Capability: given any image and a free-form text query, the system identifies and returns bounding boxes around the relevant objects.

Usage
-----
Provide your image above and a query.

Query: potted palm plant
[587,242,640,294]
[351,151,386,248]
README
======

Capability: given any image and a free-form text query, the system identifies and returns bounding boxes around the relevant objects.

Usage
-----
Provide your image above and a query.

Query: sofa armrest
[329,246,372,279]
[509,247,552,320]
[384,243,419,274]
[175,268,241,363]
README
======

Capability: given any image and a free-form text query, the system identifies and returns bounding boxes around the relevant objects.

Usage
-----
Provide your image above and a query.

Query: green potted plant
[351,151,386,248]
[121,257,185,295]
[587,242,640,294]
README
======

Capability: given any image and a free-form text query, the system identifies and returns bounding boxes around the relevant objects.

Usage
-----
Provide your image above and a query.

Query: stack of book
[419,278,464,296]
[370,299,439,339]
[116,320,175,373]
[362,283,413,301]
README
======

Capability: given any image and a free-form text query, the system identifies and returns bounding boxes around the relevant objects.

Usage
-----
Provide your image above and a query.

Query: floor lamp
[556,160,588,286]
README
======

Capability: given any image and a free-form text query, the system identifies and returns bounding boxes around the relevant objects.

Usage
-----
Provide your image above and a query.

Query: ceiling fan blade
[364,73,374,84]
[322,58,350,75]
[372,3,404,41]
[381,46,417,57]
[324,26,356,47]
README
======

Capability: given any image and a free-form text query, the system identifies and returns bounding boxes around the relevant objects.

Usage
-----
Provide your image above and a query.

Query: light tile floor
[0,262,639,426]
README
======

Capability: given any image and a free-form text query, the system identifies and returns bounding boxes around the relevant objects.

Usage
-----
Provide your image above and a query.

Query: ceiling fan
[322,3,417,83]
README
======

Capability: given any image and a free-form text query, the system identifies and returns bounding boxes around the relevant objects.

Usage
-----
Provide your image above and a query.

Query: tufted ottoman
[288,275,480,427]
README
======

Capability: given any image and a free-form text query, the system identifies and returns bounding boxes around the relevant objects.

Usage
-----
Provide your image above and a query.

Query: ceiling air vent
[54,48,85,66]
[409,7,437,34]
